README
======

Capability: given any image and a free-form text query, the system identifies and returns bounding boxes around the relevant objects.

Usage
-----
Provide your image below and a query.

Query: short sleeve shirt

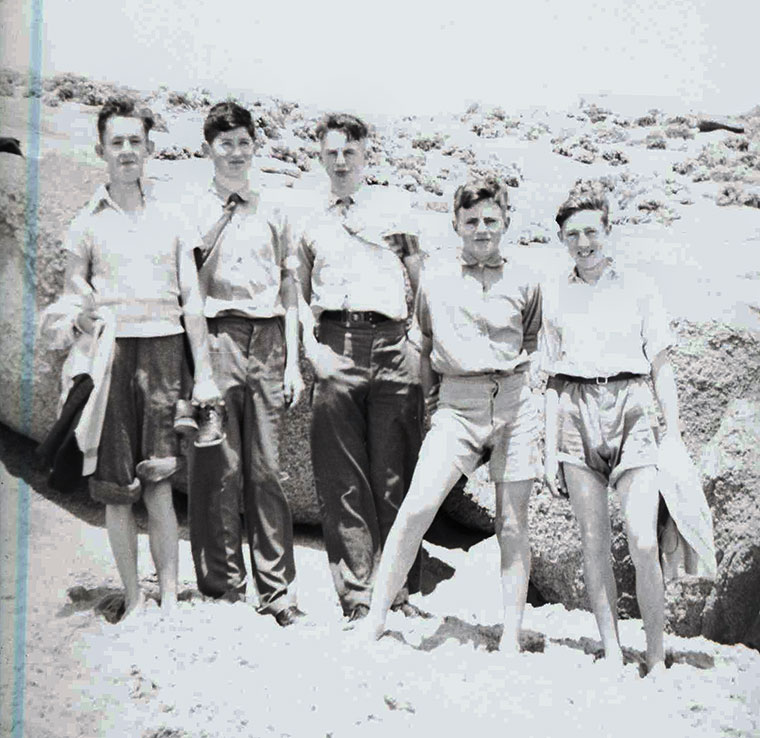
[540,260,673,377]
[416,254,542,376]
[295,185,418,320]
[187,181,292,319]
[62,183,184,338]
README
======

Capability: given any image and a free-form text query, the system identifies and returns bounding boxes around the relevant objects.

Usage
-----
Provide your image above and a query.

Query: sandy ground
[1,425,758,738]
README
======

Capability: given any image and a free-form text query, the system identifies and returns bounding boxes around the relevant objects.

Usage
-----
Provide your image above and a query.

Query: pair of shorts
[426,371,541,483]
[550,375,659,487]
[89,334,184,505]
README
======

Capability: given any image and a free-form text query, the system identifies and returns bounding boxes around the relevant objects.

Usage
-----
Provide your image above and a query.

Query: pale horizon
[2,0,758,116]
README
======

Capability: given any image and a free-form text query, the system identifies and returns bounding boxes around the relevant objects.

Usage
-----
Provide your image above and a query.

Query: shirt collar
[568,257,618,284]
[89,179,156,215]
[459,250,507,269]
[210,179,259,209]
[327,185,364,211]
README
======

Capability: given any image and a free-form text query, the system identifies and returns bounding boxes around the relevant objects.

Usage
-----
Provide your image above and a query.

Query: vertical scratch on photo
[13,0,44,736]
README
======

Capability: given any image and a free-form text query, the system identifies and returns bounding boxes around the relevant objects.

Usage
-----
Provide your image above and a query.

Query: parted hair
[203,101,256,144]
[315,113,369,142]
[555,180,610,230]
[97,97,154,142]
[453,176,510,218]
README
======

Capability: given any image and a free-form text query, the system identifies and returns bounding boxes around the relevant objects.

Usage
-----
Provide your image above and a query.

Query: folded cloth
[35,373,94,493]
[38,301,116,481]
[657,434,718,581]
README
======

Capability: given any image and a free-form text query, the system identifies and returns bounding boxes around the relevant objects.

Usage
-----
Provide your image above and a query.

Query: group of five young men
[56,97,684,677]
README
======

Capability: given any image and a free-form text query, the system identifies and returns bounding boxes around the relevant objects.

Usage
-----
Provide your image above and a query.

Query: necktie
[195,193,246,269]
[336,196,353,217]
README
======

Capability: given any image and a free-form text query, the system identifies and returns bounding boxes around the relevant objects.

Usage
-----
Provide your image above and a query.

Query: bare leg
[364,451,463,640]
[142,479,179,614]
[616,466,664,674]
[495,479,534,655]
[105,503,144,617]
[563,464,623,664]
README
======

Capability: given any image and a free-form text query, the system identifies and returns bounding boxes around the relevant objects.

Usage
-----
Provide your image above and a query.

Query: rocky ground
[1,425,759,738]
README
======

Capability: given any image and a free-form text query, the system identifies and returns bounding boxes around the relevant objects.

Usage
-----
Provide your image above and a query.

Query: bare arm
[650,349,682,440]
[177,238,219,403]
[419,333,440,416]
[280,271,305,406]
[543,383,562,497]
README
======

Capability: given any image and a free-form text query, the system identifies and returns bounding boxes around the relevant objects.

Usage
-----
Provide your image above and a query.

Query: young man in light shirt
[362,177,543,654]
[541,182,683,676]
[58,97,220,619]
[185,102,305,627]
[295,113,425,622]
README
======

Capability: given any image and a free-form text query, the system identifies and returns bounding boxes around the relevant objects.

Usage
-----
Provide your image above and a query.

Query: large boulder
[441,322,760,646]
[0,147,321,523]
[700,400,760,644]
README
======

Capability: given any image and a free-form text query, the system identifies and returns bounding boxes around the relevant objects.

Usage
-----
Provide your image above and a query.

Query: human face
[454,200,509,263]
[96,116,152,186]
[203,126,254,184]
[559,209,610,272]
[320,129,366,197]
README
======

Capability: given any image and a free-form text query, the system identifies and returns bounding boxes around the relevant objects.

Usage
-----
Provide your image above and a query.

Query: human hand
[543,451,564,499]
[74,292,100,335]
[283,363,305,408]
[192,377,222,406]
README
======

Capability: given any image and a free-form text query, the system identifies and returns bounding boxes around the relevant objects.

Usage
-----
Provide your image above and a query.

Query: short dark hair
[555,180,610,230]
[97,97,154,142]
[203,101,256,144]
[453,176,509,218]
[315,113,369,143]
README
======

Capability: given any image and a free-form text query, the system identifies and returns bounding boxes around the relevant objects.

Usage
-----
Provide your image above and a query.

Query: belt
[320,310,394,325]
[553,372,645,385]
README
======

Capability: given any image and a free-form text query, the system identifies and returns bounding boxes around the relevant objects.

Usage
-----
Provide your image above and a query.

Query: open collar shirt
[295,185,419,321]
[188,179,292,319]
[539,258,673,377]
[62,181,185,338]
[416,251,542,377]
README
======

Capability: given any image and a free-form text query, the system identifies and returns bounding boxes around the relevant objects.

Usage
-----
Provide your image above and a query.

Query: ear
[146,139,155,156]
[604,223,612,235]
[201,141,211,158]
[503,215,511,231]
[95,142,104,159]
[452,216,460,235]
[557,229,564,243]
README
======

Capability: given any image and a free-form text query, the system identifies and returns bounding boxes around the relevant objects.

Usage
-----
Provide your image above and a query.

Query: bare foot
[348,617,386,642]
[499,636,521,659]
[120,589,146,623]
[159,592,178,617]
[646,660,667,683]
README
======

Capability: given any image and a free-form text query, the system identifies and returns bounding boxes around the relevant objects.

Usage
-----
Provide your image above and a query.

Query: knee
[495,513,527,544]
[627,530,659,567]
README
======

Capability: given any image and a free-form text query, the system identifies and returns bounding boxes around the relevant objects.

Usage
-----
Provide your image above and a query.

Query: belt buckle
[350,311,362,323]
[595,376,608,385]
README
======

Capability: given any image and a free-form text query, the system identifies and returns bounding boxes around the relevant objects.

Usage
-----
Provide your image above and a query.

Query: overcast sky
[1,0,758,115]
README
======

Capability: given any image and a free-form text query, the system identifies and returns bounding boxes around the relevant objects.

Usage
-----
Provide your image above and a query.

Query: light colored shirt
[539,259,673,377]
[62,182,185,338]
[416,253,542,377]
[188,180,292,319]
[295,185,419,321]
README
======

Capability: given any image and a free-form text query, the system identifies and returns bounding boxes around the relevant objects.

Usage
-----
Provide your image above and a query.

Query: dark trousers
[188,316,296,614]
[311,318,424,613]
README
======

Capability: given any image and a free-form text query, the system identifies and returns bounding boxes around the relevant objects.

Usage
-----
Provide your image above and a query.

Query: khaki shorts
[550,375,659,487]
[426,371,541,484]
[90,334,184,505]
